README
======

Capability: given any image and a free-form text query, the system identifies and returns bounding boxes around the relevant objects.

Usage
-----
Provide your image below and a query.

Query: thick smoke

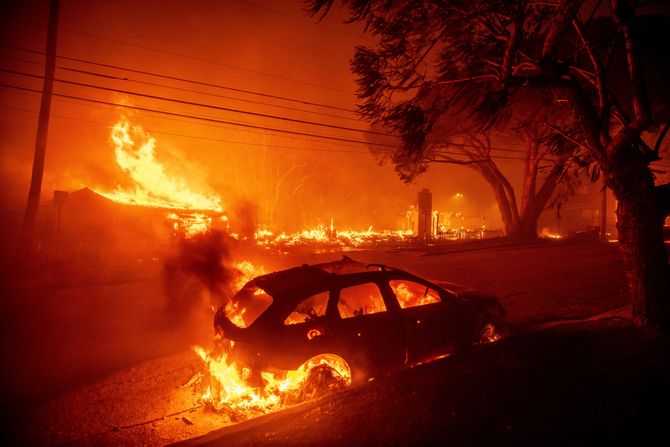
[162,230,241,317]
[160,201,261,318]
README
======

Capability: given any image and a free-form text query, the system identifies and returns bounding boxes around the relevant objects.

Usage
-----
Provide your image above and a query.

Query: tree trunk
[606,142,670,329]
[615,194,670,328]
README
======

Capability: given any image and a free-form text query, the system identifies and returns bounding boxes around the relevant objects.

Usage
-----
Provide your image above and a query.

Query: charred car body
[214,257,505,384]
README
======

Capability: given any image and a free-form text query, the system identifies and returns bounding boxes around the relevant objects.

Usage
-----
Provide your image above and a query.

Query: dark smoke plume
[162,230,241,316]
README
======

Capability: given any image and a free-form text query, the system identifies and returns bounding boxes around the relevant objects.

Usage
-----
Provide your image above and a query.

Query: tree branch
[572,18,610,138]
[610,0,651,131]
[502,11,524,79]
[542,0,585,58]
[545,123,591,152]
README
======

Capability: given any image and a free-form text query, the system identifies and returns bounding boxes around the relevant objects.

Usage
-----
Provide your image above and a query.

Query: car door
[388,278,465,363]
[267,290,338,370]
[329,281,405,379]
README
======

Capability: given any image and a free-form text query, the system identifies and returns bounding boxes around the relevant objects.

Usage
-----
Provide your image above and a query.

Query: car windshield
[226,282,273,328]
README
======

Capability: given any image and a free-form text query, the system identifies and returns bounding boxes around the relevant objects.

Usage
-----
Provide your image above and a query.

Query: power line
[5,44,663,161]
[3,83,375,149]
[0,43,358,113]
[0,67,396,138]
[0,82,400,148]
[6,80,650,167]
[0,91,546,164]
[60,28,355,95]
[0,53,362,123]
[0,103,376,155]
[0,45,567,157]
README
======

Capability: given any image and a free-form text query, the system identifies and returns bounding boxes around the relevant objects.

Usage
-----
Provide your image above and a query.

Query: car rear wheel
[283,354,352,404]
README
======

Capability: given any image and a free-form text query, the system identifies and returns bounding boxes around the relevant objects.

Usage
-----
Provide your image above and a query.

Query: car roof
[252,256,415,299]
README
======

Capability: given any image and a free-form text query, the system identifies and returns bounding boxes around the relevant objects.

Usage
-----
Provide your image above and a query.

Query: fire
[193,343,350,416]
[540,228,562,239]
[192,263,350,418]
[97,118,224,237]
[391,282,441,308]
[255,225,413,249]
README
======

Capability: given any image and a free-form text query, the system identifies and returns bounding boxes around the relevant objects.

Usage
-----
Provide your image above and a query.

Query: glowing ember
[479,323,503,344]
[97,118,223,237]
[539,228,562,239]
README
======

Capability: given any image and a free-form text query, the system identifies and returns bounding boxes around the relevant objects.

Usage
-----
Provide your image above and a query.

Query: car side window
[284,291,329,325]
[338,283,386,319]
[390,280,441,309]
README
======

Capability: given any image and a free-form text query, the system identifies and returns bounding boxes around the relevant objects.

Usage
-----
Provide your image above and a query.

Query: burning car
[213,256,505,387]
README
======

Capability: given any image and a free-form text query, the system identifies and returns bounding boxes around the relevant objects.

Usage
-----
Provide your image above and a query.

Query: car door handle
[307,328,324,340]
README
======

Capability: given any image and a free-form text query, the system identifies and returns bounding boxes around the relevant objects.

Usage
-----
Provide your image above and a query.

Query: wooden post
[20,0,60,263]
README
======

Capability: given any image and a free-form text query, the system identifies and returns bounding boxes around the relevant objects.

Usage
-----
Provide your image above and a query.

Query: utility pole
[601,179,607,240]
[19,0,60,262]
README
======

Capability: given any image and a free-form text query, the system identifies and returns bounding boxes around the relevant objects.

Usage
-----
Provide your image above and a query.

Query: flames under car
[214,256,505,385]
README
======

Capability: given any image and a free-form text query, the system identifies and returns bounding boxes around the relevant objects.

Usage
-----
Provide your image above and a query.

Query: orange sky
[0,0,538,231]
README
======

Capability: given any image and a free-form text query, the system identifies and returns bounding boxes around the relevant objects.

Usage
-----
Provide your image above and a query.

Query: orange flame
[254,226,413,248]
[194,261,350,417]
[97,118,223,237]
[194,343,351,415]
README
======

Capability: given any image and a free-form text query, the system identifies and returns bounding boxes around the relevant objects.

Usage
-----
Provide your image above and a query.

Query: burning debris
[254,225,414,249]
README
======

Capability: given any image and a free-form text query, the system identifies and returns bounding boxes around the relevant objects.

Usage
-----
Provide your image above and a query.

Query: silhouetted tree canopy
[308,0,670,327]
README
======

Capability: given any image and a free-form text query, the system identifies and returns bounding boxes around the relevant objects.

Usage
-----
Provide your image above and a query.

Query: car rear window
[338,283,386,319]
[284,291,329,325]
[390,280,441,308]
[227,283,273,328]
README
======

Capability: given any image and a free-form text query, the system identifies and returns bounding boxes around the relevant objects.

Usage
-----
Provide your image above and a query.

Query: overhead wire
[1,45,589,157]
[0,67,394,137]
[6,45,660,166]
[0,82,399,148]
[0,103,376,155]
[0,43,358,113]
[0,60,541,156]
[60,28,355,95]
[0,53,362,123]
[0,88,554,164]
